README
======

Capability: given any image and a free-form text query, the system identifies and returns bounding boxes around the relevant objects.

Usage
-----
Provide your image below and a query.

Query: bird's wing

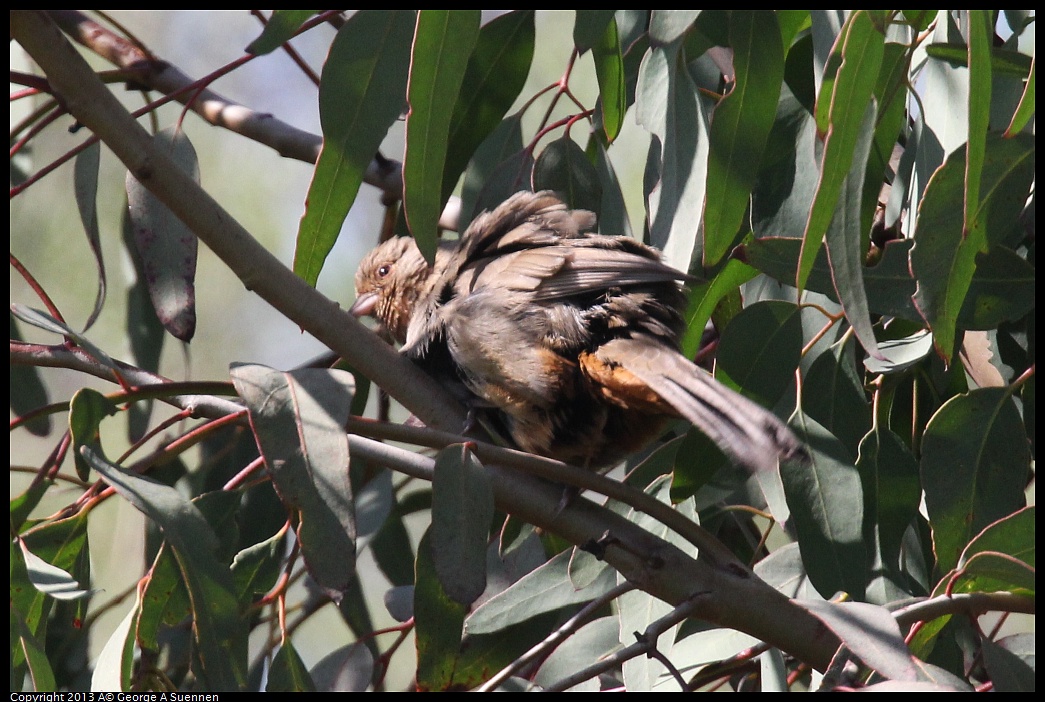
[459,190,595,261]
[530,245,689,301]
[452,190,691,301]
[456,244,688,301]
[583,337,807,473]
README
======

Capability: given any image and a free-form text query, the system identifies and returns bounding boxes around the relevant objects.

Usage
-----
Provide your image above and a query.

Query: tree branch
[43,9,458,231]
[893,592,1035,630]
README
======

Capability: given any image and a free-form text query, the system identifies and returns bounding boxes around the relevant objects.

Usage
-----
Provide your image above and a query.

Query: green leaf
[924,43,1034,76]
[231,529,288,601]
[13,515,90,624]
[776,10,812,54]
[799,10,884,290]
[91,602,138,692]
[454,613,571,690]
[649,10,699,46]
[403,10,480,262]
[981,634,1035,692]
[443,11,535,206]
[310,641,375,692]
[11,512,91,687]
[703,10,784,266]
[588,135,631,236]
[950,551,1034,596]
[125,127,199,342]
[573,9,616,54]
[19,513,91,588]
[459,114,527,230]
[742,237,1035,331]
[752,542,813,598]
[781,414,867,600]
[267,642,317,692]
[532,136,602,214]
[1005,57,1035,136]
[431,444,494,606]
[975,132,1036,250]
[750,85,819,243]
[122,201,165,441]
[533,616,618,690]
[959,246,1036,330]
[80,446,247,690]
[678,259,757,359]
[798,600,918,681]
[370,495,418,588]
[920,388,1030,573]
[823,100,882,359]
[803,338,872,460]
[591,17,626,142]
[73,141,106,331]
[466,548,616,634]
[863,330,933,375]
[294,10,415,286]
[336,576,382,669]
[958,505,1035,572]
[137,542,191,651]
[636,42,710,272]
[10,480,51,533]
[17,541,89,600]
[231,364,357,598]
[901,10,938,32]
[863,43,909,232]
[963,10,993,253]
[857,425,922,604]
[245,10,318,55]
[68,388,118,481]
[414,529,468,691]
[9,316,51,437]
[11,598,58,692]
[715,300,803,406]
[668,429,728,502]
[909,142,983,360]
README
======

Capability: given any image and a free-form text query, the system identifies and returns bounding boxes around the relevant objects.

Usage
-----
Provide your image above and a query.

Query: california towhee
[351,190,804,472]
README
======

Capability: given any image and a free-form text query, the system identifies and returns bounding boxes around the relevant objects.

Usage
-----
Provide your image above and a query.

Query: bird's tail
[593,337,807,473]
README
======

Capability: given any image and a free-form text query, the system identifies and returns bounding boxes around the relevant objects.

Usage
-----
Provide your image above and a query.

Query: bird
[351,190,805,472]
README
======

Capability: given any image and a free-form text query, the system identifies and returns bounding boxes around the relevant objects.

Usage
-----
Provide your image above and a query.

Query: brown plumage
[351,190,805,471]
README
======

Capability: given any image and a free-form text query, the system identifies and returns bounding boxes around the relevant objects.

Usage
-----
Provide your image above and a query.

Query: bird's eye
[377,264,392,278]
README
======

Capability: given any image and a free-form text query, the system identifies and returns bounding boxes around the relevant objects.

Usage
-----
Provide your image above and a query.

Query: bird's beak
[349,292,378,318]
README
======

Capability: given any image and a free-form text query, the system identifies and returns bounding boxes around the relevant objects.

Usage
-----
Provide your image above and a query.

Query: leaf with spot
[125,127,199,342]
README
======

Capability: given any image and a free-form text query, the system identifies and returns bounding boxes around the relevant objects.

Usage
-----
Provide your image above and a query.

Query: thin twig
[542,593,708,692]
[478,581,636,691]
